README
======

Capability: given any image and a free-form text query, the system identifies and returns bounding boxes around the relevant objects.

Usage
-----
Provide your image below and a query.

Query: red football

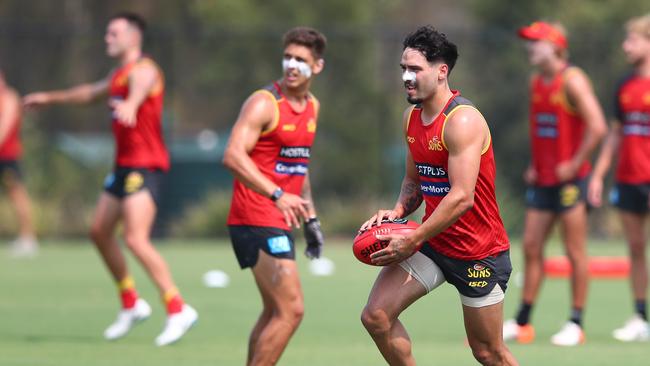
[353,219,420,266]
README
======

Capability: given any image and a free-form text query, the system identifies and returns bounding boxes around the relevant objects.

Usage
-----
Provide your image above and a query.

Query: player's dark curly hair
[403,26,458,74]
[283,27,327,59]
[110,12,147,35]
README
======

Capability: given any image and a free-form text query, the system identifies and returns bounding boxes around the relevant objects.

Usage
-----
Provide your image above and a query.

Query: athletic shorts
[228,225,296,269]
[0,159,22,186]
[610,183,650,214]
[103,167,163,205]
[399,246,512,308]
[525,178,587,212]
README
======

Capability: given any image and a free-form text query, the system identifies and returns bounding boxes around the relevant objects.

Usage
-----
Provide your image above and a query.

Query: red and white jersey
[529,67,590,186]
[614,74,650,184]
[406,91,509,260]
[227,82,319,230]
[109,57,169,171]
[0,91,21,160]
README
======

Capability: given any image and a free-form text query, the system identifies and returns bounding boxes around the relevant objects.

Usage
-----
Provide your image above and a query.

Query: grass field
[1,238,648,366]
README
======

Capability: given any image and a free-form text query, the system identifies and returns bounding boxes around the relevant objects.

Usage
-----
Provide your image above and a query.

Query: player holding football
[23,12,197,346]
[223,27,326,366]
[359,26,518,366]
[0,70,39,257]
[588,14,650,342]
[503,21,607,346]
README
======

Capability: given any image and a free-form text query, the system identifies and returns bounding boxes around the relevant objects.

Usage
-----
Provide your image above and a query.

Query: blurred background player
[0,70,39,257]
[588,14,650,342]
[359,26,517,366]
[22,12,197,346]
[503,21,607,346]
[222,27,326,365]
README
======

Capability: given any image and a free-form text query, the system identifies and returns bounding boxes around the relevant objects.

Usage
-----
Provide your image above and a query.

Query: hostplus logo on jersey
[420,182,451,196]
[415,163,447,178]
[275,146,310,176]
[535,113,558,138]
[623,112,650,136]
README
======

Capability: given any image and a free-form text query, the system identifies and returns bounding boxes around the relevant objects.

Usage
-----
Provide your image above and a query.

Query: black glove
[304,217,324,259]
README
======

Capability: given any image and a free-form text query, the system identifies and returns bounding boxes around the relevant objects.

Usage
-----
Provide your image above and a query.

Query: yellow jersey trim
[442,105,492,155]
[133,58,165,97]
[255,90,280,136]
[404,105,417,138]
[559,66,579,116]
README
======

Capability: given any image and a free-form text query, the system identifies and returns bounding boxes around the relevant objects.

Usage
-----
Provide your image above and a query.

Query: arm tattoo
[398,180,423,216]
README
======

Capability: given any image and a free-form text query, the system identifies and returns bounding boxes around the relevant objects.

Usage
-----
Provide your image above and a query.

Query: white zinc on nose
[402,70,416,82]
[282,58,312,78]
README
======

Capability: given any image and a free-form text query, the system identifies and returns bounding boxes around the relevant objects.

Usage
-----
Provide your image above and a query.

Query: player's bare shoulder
[443,105,489,151]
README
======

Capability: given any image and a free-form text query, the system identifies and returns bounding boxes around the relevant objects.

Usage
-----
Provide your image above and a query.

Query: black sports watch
[270,187,284,202]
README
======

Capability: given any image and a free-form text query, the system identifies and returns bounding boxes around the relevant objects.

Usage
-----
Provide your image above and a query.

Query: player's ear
[312,58,325,75]
[438,63,449,80]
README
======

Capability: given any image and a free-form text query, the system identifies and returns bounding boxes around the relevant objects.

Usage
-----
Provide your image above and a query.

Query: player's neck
[120,48,143,66]
[420,85,453,123]
[539,58,567,80]
[634,56,650,77]
[279,80,310,102]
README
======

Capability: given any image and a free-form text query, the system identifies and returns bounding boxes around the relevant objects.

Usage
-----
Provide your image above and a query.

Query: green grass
[0,238,647,365]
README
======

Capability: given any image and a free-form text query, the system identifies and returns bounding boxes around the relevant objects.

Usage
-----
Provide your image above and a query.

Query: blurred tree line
[0,0,647,238]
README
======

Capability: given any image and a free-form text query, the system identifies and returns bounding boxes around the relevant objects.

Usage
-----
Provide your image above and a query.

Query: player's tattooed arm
[397,178,422,217]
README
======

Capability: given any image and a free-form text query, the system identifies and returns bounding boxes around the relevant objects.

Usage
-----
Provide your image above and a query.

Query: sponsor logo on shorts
[560,184,580,207]
[124,172,144,193]
[279,146,311,159]
[420,182,451,196]
[275,162,308,176]
[103,173,116,189]
[415,163,447,178]
[267,236,291,254]
[467,265,491,278]
[468,281,489,288]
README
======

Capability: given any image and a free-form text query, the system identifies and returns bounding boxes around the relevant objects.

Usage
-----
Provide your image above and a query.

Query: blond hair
[626,14,650,39]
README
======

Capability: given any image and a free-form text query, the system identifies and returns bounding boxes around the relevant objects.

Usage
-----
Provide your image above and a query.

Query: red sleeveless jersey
[109,57,169,171]
[0,92,21,160]
[227,82,319,230]
[614,74,650,183]
[529,67,590,186]
[406,91,509,260]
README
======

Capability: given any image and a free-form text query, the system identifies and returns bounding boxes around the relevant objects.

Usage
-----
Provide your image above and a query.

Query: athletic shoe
[550,322,585,346]
[503,319,535,344]
[154,304,198,346]
[612,315,649,342]
[9,236,39,258]
[104,298,152,340]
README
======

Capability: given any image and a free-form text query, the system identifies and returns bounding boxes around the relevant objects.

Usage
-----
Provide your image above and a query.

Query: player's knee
[281,297,304,327]
[123,233,147,251]
[89,225,109,244]
[360,306,391,335]
[470,344,503,366]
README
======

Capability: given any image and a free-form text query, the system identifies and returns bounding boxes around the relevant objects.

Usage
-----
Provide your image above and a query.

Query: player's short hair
[403,26,458,74]
[626,14,650,39]
[109,12,147,35]
[283,27,327,59]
